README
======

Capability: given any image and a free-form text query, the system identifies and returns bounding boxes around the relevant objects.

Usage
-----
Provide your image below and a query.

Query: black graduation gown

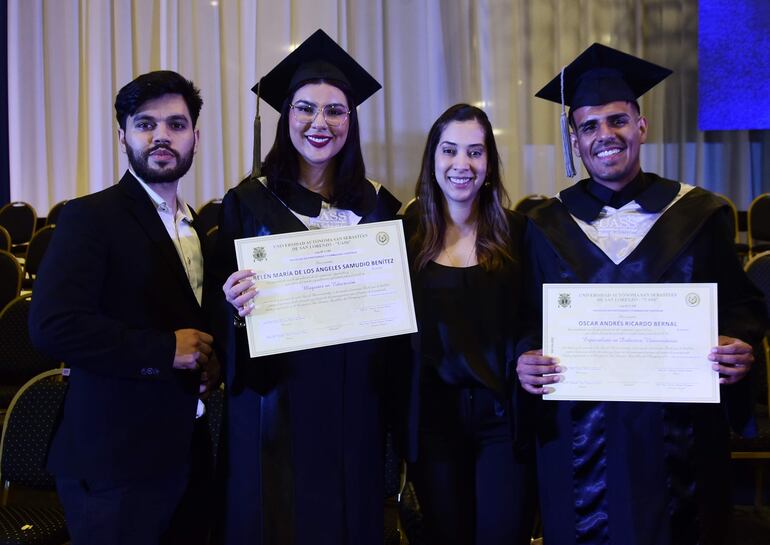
[208,177,401,545]
[518,174,767,545]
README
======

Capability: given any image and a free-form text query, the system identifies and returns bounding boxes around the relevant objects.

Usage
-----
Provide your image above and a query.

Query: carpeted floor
[729,506,770,545]
[7,486,770,544]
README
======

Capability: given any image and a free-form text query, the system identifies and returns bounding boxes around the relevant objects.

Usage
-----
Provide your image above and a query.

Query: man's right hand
[516,349,563,395]
[173,329,214,370]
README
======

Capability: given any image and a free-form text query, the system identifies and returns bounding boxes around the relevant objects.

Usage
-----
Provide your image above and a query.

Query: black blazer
[29,172,210,481]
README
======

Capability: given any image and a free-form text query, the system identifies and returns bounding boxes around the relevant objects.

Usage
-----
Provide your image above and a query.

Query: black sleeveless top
[407,210,526,397]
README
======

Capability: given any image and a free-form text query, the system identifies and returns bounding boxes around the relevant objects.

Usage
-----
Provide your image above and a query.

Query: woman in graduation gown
[403,104,535,545]
[208,30,401,545]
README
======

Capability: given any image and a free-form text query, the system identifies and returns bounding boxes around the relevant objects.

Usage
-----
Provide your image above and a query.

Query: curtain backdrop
[8,0,770,215]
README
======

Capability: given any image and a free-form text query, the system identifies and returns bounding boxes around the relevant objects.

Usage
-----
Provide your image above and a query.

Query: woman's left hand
[709,335,754,385]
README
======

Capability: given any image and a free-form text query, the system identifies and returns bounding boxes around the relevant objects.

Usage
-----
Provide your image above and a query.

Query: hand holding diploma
[710,335,753,385]
[224,269,259,318]
[517,350,562,395]
[517,334,754,397]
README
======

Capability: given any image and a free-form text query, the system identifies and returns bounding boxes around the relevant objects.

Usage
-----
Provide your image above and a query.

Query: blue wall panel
[699,0,770,130]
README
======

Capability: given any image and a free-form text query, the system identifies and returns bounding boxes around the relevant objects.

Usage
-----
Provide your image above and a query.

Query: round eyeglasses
[290,102,351,127]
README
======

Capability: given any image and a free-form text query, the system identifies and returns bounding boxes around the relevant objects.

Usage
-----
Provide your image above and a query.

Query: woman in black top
[404,104,535,545]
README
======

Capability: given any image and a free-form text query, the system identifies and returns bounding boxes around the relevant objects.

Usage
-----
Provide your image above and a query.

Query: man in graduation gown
[516,44,767,545]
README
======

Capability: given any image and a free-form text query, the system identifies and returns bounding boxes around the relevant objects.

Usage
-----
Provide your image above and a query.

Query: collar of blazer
[118,171,203,309]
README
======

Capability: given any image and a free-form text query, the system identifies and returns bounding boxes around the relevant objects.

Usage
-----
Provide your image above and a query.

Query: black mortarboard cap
[535,43,672,177]
[536,43,672,109]
[252,29,382,111]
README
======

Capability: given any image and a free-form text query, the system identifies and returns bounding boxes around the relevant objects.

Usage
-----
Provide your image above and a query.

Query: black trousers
[57,418,214,545]
[57,468,188,545]
[409,384,535,545]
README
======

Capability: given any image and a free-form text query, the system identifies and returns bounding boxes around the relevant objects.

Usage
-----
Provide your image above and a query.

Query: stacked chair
[21,226,55,290]
[748,194,770,258]
[731,251,770,507]
[513,194,549,215]
[0,252,21,312]
[714,193,749,258]
[0,295,59,416]
[0,369,69,545]
[0,227,10,253]
[0,203,36,257]
[196,199,222,235]
[43,201,68,228]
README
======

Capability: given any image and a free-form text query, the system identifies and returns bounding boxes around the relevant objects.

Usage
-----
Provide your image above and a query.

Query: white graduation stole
[567,183,695,264]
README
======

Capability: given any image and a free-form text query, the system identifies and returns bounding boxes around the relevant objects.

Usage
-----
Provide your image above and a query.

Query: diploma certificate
[543,283,719,403]
[234,220,417,357]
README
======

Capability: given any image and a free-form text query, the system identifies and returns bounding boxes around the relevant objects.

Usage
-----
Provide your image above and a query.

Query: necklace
[442,230,477,267]
[442,246,474,267]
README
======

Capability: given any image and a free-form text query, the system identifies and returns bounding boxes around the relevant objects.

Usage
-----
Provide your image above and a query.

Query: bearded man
[30,70,218,545]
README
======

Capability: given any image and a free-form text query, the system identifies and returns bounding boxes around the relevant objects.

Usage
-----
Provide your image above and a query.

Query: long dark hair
[262,79,368,209]
[411,103,512,272]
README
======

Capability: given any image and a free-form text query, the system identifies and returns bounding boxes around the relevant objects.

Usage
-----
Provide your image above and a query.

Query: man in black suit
[30,70,218,545]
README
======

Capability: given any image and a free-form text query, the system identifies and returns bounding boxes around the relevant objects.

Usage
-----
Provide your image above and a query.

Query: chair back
[0,295,59,384]
[0,369,67,490]
[745,251,770,322]
[514,194,550,215]
[196,199,222,235]
[0,202,37,249]
[23,225,56,284]
[745,251,770,412]
[0,226,10,252]
[714,193,740,243]
[748,194,770,257]
[0,251,21,311]
[204,225,219,262]
[45,200,68,227]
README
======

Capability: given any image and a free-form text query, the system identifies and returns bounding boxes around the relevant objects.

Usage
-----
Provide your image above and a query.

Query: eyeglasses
[290,102,351,127]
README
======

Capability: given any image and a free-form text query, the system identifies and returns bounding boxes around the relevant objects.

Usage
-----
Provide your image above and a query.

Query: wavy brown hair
[410,104,512,272]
